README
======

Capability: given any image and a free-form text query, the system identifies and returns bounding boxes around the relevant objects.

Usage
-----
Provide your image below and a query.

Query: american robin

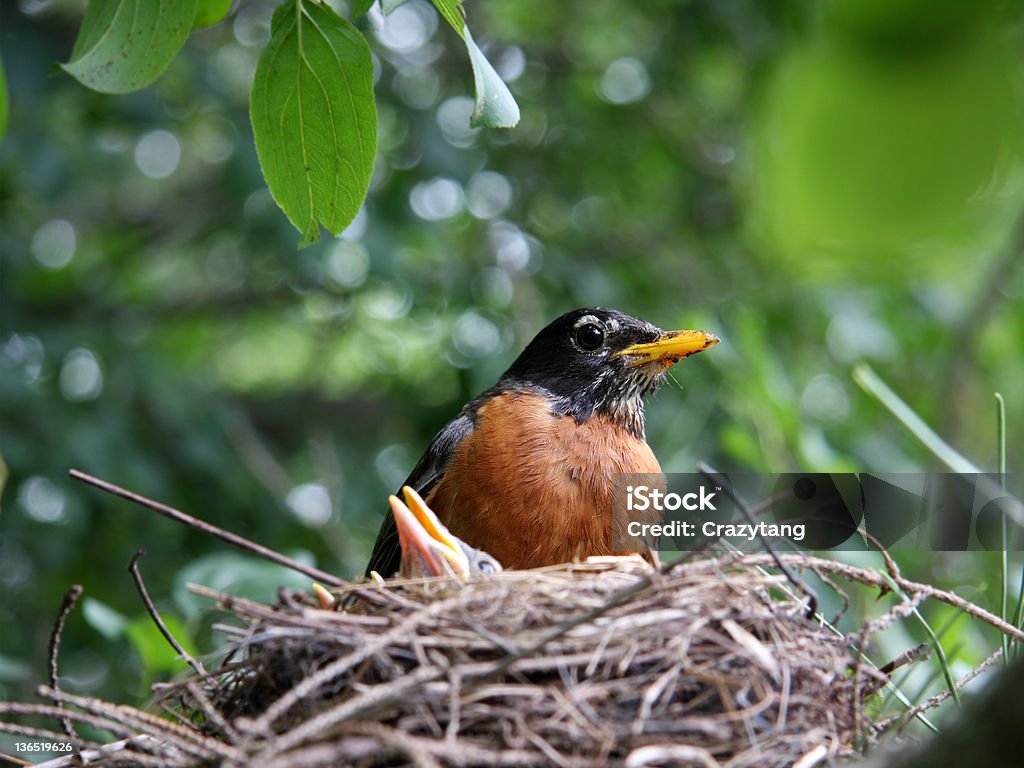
[315,486,499,609]
[390,486,502,578]
[365,307,719,575]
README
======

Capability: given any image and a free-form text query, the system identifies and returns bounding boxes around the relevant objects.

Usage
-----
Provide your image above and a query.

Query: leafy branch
[55,0,520,247]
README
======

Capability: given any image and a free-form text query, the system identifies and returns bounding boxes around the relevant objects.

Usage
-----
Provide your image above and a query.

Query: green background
[1,0,1023,742]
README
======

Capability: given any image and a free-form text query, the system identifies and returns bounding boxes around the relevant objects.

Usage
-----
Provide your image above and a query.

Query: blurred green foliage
[0,53,8,142]
[751,0,1024,271]
[1,0,1023,747]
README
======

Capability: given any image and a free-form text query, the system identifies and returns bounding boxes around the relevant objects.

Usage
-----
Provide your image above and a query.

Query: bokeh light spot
[63,649,109,693]
[376,0,437,53]
[495,46,526,82]
[19,476,66,524]
[436,96,479,147]
[326,240,370,288]
[341,208,369,240]
[472,267,514,308]
[453,311,501,358]
[3,333,45,383]
[286,483,334,526]
[376,444,412,488]
[488,221,536,272]
[232,4,272,47]
[360,284,412,320]
[0,538,33,590]
[134,130,181,179]
[59,348,104,402]
[826,304,897,362]
[466,171,513,219]
[410,177,464,221]
[598,57,650,105]
[31,219,76,270]
[394,67,442,110]
[194,116,237,164]
[801,374,851,422]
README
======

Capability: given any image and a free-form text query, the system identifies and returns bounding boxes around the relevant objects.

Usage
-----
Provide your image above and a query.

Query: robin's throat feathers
[530,363,663,439]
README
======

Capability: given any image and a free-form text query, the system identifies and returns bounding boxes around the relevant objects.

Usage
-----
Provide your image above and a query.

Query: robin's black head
[499,308,718,437]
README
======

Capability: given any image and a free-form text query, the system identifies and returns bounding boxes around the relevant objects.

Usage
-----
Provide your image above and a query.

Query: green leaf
[426,2,518,128]
[0,53,8,144]
[82,597,129,641]
[62,0,196,94]
[173,551,314,621]
[192,0,233,29]
[464,27,520,129]
[251,0,377,248]
[430,0,465,40]
[352,0,376,18]
[126,613,197,675]
[381,0,408,13]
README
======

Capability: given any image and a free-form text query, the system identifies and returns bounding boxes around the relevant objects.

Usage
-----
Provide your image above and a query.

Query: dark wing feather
[364,412,475,577]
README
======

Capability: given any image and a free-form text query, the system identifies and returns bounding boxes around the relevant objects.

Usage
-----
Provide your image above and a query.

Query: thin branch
[874,645,1005,734]
[737,553,1024,642]
[38,687,243,763]
[184,681,241,745]
[128,550,210,681]
[69,468,346,588]
[47,584,83,741]
[698,463,818,617]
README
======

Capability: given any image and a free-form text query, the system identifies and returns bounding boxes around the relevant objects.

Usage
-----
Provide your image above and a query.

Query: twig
[877,570,960,706]
[69,468,347,588]
[250,666,444,762]
[246,588,482,734]
[879,643,930,676]
[336,722,442,768]
[47,584,83,741]
[184,681,240,744]
[874,645,1005,734]
[0,701,147,748]
[129,550,210,681]
[625,744,721,768]
[737,553,1024,642]
[38,687,244,763]
[0,751,33,767]
[30,736,183,768]
[698,463,818,617]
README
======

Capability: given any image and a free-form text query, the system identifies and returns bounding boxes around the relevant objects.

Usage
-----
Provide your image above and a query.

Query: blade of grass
[852,364,981,474]
[854,365,1024,529]
[995,393,1009,665]
[1000,397,1024,654]
[879,571,961,707]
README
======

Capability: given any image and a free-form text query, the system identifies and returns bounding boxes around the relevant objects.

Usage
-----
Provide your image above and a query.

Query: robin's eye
[574,323,605,352]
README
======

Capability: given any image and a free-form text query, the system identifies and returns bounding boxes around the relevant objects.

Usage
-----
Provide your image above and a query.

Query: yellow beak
[615,329,719,368]
[392,486,471,578]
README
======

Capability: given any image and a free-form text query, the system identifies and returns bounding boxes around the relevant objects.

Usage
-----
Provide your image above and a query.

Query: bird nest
[9,546,1024,768]
[190,557,856,768]
[8,552,937,768]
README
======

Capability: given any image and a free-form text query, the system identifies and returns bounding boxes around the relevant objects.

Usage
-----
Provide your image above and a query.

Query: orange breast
[426,390,663,569]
